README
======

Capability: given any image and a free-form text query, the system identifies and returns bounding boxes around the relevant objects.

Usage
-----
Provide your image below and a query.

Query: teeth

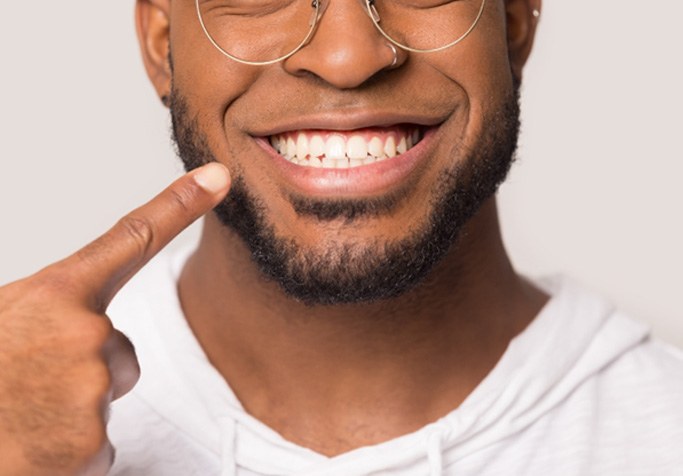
[321,155,335,168]
[270,128,422,168]
[368,137,384,158]
[286,137,296,158]
[347,135,368,160]
[384,136,397,158]
[310,135,325,158]
[326,135,346,160]
[397,136,407,154]
[296,133,308,159]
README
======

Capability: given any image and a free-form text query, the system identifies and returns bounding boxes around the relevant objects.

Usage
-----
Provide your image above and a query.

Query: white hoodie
[108,249,683,475]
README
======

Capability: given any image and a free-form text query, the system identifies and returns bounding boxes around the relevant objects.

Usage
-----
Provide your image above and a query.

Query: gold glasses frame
[195,0,488,66]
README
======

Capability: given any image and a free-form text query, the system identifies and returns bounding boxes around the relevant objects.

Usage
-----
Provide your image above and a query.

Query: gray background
[1,1,681,346]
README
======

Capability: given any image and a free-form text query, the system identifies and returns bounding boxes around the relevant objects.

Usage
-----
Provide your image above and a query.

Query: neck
[178,198,547,456]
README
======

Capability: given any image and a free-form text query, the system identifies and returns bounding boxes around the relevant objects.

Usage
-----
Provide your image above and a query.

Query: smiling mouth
[268,125,425,169]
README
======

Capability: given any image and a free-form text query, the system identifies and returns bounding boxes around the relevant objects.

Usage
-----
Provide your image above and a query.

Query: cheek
[172,55,257,123]
[424,6,514,148]
[470,6,515,97]
[169,1,261,135]
[428,4,513,100]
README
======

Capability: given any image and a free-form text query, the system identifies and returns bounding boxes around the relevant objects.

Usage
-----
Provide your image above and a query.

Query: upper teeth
[269,129,422,168]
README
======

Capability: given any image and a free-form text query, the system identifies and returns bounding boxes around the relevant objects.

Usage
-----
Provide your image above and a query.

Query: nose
[283,0,401,89]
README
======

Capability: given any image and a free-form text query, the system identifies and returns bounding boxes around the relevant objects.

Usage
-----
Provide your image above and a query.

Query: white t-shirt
[107,249,683,475]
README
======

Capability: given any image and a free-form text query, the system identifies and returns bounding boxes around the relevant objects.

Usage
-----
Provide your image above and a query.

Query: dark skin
[0,163,231,474]
[138,0,546,456]
[0,0,545,473]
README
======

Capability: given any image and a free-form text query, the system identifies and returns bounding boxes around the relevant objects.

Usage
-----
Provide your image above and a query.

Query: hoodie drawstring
[427,429,445,476]
[218,414,449,476]
[221,416,238,476]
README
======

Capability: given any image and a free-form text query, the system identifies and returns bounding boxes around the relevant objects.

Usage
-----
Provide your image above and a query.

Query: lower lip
[254,127,439,197]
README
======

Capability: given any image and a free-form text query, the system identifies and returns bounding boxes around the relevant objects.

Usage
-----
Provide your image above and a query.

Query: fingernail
[193,163,230,194]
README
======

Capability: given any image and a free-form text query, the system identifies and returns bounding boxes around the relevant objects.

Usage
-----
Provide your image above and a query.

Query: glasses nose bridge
[311,0,380,33]
[286,0,396,89]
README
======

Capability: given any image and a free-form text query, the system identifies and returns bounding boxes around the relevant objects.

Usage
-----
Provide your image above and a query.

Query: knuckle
[80,317,115,348]
[75,361,113,405]
[91,368,114,402]
[116,215,155,258]
[47,426,110,473]
[168,183,200,216]
[78,425,110,461]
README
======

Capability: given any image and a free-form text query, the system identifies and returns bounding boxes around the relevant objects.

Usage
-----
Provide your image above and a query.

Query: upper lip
[249,110,449,137]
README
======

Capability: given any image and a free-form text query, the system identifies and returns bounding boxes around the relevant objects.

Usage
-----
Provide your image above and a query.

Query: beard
[169,86,520,306]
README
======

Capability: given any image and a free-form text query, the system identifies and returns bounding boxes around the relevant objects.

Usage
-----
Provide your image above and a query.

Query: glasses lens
[197,0,318,64]
[369,0,485,52]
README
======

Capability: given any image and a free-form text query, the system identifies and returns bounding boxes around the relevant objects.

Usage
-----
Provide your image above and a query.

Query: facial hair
[169,86,521,306]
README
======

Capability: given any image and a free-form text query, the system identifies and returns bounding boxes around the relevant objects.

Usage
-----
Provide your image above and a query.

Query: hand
[0,163,230,476]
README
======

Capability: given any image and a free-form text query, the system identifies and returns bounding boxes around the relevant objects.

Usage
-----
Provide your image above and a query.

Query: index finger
[62,162,230,310]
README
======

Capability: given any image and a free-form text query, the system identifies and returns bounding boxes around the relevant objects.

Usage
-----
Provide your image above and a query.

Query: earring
[532,8,541,19]
[161,94,170,107]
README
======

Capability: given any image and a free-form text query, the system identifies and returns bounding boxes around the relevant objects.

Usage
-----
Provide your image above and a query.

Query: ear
[136,0,172,106]
[505,0,542,81]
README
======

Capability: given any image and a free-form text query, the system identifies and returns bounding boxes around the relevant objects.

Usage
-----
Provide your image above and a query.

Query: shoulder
[580,335,683,472]
[598,334,683,411]
[523,278,683,471]
[616,335,683,376]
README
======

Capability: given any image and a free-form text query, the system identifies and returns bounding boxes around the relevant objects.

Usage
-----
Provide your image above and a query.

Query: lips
[254,122,440,197]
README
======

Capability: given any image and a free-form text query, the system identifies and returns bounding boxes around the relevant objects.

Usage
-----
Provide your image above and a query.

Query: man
[1,0,681,475]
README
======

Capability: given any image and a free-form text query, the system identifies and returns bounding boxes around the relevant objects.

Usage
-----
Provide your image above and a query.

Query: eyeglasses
[196,0,487,66]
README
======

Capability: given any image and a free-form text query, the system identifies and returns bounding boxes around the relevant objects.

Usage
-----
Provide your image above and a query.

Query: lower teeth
[288,154,386,168]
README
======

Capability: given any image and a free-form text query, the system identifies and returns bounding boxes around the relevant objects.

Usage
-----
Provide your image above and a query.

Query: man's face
[163,0,528,304]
